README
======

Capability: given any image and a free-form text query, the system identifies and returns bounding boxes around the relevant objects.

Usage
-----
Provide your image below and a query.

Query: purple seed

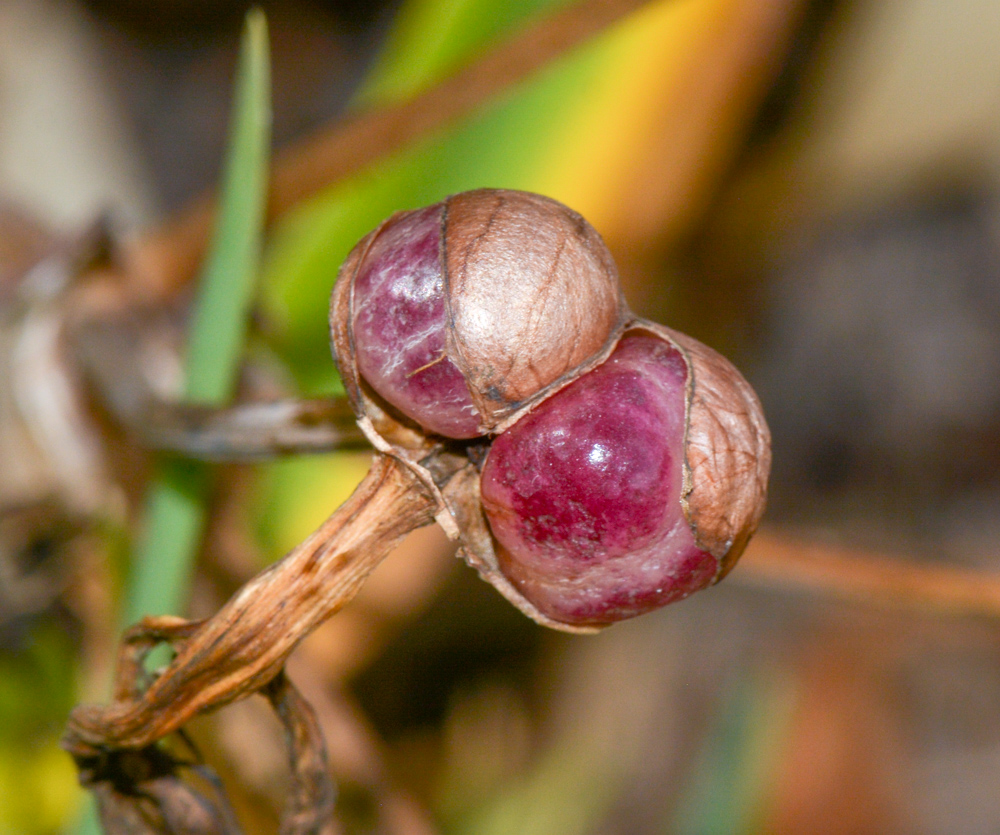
[351,204,482,439]
[480,335,717,626]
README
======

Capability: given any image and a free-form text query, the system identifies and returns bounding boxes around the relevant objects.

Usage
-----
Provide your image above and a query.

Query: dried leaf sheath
[78,673,331,835]
[64,454,437,757]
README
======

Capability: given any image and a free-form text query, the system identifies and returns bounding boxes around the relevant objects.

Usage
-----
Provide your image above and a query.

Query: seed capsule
[480,325,770,627]
[331,189,626,439]
[330,191,770,631]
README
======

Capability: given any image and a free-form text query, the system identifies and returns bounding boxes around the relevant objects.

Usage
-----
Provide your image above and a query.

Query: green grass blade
[78,16,271,829]
[124,460,210,624]
[184,7,272,407]
[124,7,271,624]
[669,673,795,835]
[77,15,270,815]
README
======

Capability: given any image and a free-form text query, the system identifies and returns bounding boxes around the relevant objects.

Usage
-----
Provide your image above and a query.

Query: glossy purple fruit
[480,334,718,626]
[338,190,626,440]
[351,204,482,439]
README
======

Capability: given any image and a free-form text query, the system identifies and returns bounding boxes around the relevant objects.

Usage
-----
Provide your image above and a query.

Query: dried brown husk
[442,189,626,428]
[626,319,771,579]
[453,319,770,628]
[331,191,767,629]
[330,191,626,630]
[330,188,628,540]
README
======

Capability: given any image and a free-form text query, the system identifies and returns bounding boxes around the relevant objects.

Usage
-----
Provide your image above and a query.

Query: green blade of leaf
[76,10,271,827]
[124,460,209,624]
[184,8,272,408]
[125,6,271,624]
[669,672,795,835]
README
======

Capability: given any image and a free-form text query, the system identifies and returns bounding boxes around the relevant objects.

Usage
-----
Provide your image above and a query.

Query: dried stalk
[740,529,1000,620]
[132,0,661,302]
[284,653,440,835]
[63,454,438,757]
[128,397,366,461]
[264,674,337,835]
[65,305,366,459]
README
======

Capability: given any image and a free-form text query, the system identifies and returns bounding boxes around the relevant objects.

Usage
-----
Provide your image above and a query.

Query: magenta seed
[480,335,717,626]
[351,204,482,438]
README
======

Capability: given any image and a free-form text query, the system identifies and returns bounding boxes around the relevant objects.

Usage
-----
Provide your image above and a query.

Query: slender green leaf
[77,13,272,832]
[184,8,272,408]
[125,6,271,624]
[670,673,795,835]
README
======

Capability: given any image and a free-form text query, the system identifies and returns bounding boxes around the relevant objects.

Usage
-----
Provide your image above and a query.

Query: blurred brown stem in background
[741,530,1000,621]
[129,0,662,303]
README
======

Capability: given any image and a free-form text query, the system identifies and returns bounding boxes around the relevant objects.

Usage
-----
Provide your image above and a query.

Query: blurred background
[2,0,1000,832]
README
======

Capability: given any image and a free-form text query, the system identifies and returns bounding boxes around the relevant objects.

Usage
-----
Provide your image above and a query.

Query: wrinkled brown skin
[634,321,771,579]
[443,189,626,428]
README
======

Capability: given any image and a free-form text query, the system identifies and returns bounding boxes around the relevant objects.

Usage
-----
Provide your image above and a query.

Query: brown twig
[263,673,337,835]
[63,454,438,757]
[285,654,441,835]
[131,0,660,301]
[67,300,367,460]
[131,397,367,460]
[739,528,1000,620]
[76,672,336,835]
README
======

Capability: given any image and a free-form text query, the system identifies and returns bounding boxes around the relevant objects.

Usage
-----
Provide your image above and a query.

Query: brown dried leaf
[77,672,339,835]
[78,744,242,835]
[263,674,337,835]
